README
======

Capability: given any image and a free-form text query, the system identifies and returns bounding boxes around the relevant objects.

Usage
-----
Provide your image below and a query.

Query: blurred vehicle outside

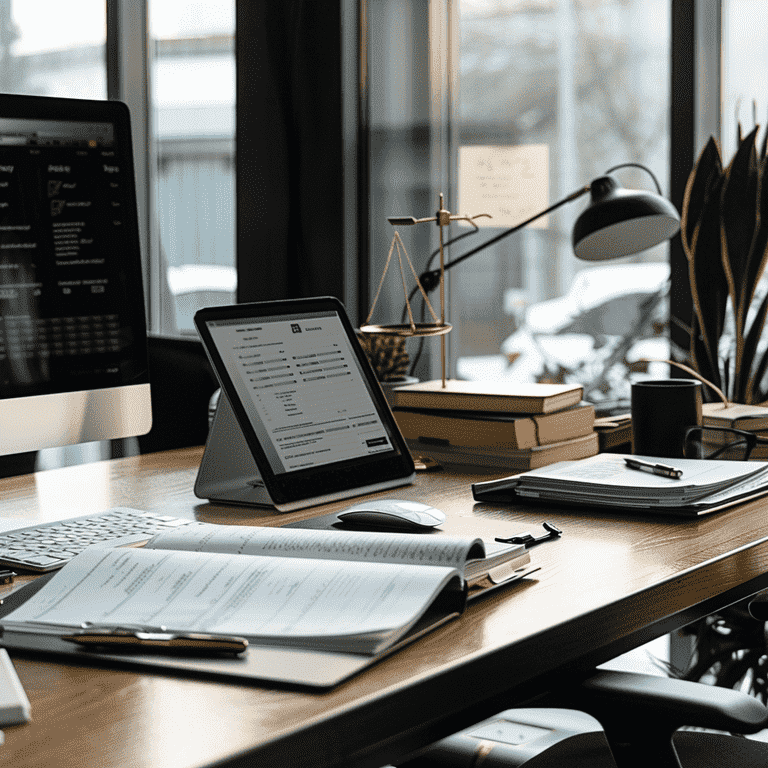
[457,263,671,411]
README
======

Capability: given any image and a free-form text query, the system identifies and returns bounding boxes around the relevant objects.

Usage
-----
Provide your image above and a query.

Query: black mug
[631,379,703,458]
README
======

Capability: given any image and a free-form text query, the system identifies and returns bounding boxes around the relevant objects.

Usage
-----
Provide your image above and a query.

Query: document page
[145,522,486,576]
[1,548,460,655]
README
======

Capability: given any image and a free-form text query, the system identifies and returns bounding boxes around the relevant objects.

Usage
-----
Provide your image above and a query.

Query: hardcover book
[407,432,599,470]
[702,402,768,431]
[394,403,595,450]
[391,380,584,415]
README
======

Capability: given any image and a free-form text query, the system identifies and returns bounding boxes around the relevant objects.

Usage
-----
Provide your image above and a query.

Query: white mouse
[337,499,446,532]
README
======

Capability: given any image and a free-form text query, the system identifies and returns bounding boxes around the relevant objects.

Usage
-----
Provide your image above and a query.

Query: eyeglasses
[683,426,768,461]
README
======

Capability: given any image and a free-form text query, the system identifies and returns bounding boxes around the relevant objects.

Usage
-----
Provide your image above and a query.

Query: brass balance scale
[359,193,490,388]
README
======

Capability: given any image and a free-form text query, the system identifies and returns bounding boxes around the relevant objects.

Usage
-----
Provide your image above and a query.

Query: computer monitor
[0,95,151,456]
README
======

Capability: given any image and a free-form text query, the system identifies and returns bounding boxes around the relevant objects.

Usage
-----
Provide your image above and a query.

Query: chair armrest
[567,670,768,735]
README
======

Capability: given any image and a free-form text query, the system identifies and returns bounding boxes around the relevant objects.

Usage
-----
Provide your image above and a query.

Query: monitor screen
[0,95,151,456]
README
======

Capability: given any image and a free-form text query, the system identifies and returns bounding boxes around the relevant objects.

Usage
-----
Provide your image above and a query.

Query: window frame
[106,0,154,325]
[102,0,718,355]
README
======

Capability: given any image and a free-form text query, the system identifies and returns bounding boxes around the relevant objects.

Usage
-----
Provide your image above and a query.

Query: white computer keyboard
[0,507,195,573]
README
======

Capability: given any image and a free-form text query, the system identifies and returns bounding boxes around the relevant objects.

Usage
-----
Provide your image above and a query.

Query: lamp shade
[572,175,680,261]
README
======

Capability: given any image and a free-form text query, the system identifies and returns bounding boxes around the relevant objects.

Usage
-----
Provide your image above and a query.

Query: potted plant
[356,333,417,405]
[675,119,768,697]
[681,123,768,403]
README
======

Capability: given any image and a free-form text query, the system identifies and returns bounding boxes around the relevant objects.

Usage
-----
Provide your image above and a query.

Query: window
[722,0,768,153]
[0,1,236,339]
[149,1,236,335]
[0,0,106,98]
[364,0,672,409]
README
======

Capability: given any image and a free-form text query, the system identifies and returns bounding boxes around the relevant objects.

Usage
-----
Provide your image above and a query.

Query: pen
[624,457,683,480]
[61,628,249,655]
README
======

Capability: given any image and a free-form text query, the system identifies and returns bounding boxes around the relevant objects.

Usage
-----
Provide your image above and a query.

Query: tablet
[193,297,415,512]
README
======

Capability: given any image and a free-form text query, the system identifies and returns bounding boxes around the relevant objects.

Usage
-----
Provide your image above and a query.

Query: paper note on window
[458,145,549,228]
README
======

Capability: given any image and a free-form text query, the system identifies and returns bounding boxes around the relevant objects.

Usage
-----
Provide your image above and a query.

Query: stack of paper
[472,453,768,516]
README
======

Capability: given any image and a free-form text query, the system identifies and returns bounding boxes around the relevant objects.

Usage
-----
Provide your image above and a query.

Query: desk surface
[1,448,768,768]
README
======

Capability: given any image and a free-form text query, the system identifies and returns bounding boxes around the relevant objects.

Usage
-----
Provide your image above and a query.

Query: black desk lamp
[409,163,680,296]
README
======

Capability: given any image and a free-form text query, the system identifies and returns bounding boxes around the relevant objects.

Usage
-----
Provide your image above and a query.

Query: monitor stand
[194,393,414,513]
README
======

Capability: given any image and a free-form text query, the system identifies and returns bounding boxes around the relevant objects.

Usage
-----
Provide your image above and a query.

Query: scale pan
[359,322,452,338]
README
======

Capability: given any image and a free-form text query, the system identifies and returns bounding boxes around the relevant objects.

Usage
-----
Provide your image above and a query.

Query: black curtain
[236,1,350,305]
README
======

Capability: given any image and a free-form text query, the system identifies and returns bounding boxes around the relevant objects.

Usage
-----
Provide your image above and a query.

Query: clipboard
[0,561,538,689]
[0,573,462,690]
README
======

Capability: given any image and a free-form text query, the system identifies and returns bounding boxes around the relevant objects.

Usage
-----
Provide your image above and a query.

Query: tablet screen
[206,311,394,473]
[195,298,414,506]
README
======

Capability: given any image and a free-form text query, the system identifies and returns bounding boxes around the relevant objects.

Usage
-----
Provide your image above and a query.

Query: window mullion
[105,0,155,328]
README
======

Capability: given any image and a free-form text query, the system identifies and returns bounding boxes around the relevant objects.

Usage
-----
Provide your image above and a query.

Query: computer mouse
[337,499,446,532]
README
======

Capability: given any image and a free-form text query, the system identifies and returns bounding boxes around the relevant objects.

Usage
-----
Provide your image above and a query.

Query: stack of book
[699,402,768,459]
[390,379,599,470]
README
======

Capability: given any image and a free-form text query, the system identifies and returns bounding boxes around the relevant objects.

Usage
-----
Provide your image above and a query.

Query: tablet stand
[194,393,415,513]
[194,392,273,508]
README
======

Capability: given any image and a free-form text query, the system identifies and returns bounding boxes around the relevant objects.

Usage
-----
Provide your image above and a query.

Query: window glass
[718,0,768,395]
[455,0,671,409]
[0,0,106,99]
[723,1,768,154]
[0,1,106,470]
[367,0,671,410]
[149,1,235,334]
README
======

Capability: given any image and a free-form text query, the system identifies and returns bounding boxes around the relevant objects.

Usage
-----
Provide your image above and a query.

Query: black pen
[61,628,249,655]
[624,457,683,480]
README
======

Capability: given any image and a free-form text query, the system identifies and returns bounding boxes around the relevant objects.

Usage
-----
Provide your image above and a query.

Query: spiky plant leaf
[720,127,759,317]
[762,113,768,159]
[740,155,768,315]
[690,312,722,392]
[744,286,768,402]
[688,173,727,382]
[720,127,760,397]
[681,137,723,258]
[740,154,768,401]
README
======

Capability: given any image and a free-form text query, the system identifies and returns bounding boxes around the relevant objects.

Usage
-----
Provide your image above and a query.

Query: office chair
[398,669,768,767]
[137,334,220,454]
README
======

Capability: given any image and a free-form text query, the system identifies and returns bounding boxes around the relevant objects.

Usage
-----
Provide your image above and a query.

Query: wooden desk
[1,447,768,768]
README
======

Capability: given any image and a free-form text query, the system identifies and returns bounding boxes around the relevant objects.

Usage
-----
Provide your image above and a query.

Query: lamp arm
[418,184,591,292]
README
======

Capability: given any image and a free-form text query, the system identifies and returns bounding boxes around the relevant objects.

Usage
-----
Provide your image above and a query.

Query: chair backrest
[137,334,220,454]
